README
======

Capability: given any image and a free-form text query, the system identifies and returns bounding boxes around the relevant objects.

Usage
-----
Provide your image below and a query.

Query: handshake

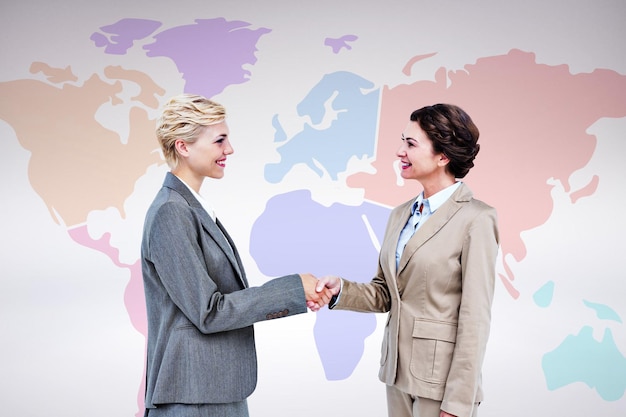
[300,273,341,312]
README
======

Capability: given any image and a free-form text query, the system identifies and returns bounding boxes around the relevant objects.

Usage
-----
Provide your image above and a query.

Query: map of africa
[1,12,625,417]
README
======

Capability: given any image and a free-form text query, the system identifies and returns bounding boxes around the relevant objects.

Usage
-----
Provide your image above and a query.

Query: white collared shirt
[176,177,217,221]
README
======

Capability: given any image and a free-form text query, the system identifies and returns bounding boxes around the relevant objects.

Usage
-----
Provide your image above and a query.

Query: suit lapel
[193,204,248,289]
[215,218,248,287]
[163,173,248,288]
[384,200,414,282]
[397,184,472,274]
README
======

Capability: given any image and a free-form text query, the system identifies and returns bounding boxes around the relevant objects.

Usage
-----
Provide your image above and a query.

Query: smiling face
[397,121,447,184]
[172,121,234,191]
[187,122,233,179]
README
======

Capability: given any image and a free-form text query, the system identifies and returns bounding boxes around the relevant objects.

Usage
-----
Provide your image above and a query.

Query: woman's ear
[438,153,450,167]
[174,139,189,157]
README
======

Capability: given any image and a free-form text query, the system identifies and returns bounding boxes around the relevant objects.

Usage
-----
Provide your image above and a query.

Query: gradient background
[1,1,625,416]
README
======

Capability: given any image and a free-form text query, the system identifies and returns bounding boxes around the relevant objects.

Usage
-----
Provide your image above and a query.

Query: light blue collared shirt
[331,181,462,308]
[395,182,462,269]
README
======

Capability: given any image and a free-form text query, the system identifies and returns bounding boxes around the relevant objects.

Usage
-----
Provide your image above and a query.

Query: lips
[216,159,226,167]
[400,161,411,169]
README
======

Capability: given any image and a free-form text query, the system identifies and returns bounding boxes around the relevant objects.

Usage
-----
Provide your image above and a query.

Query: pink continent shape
[68,225,146,414]
[347,49,626,298]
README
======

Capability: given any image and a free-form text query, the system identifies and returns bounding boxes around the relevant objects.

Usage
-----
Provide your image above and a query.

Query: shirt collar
[411,181,462,215]
[175,176,217,221]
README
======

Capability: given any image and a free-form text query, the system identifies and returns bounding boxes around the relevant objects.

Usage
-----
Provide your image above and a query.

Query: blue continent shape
[265,71,379,182]
[533,280,555,308]
[249,190,390,379]
[583,300,623,323]
[542,325,626,401]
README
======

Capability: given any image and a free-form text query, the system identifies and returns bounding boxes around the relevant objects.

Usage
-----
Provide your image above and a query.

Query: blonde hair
[156,94,226,169]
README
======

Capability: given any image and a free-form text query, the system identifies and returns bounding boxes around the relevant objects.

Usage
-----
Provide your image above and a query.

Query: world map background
[1,1,625,416]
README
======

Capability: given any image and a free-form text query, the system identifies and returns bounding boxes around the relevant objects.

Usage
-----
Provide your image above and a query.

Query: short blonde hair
[156,94,226,168]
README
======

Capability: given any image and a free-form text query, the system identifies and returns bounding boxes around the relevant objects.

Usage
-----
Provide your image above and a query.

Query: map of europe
[1,16,625,412]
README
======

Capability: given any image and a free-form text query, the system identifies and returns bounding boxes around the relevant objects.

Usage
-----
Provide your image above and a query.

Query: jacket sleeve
[144,199,307,334]
[333,263,392,313]
[332,206,401,313]
[441,206,499,417]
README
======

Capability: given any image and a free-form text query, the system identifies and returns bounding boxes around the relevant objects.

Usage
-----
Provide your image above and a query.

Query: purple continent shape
[324,34,358,53]
[143,18,270,98]
[250,190,390,379]
[90,18,162,55]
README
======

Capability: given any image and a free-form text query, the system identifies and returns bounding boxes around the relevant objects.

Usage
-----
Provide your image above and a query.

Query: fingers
[317,287,332,305]
[307,300,322,312]
[300,273,339,311]
[316,275,341,295]
[300,273,324,306]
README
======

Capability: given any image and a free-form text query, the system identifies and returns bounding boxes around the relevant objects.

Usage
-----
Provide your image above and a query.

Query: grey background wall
[1,1,625,416]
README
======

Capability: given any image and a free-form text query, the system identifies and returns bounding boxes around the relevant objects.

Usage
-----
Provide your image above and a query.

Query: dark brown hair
[410,104,480,178]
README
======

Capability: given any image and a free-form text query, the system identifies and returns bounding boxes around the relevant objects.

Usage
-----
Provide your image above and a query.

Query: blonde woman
[141,94,330,417]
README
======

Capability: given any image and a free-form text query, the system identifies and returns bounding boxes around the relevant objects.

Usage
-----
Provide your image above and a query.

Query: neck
[421,176,456,199]
[172,167,203,193]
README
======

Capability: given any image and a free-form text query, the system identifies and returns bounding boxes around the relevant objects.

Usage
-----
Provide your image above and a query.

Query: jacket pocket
[409,318,457,383]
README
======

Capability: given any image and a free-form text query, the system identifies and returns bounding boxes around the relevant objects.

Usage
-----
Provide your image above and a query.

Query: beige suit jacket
[334,183,499,417]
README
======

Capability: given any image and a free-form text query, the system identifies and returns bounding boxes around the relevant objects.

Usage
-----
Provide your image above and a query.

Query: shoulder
[463,197,499,244]
[147,186,189,215]
[451,187,499,240]
[468,198,497,216]
[144,187,198,235]
[460,199,498,231]
[455,184,496,215]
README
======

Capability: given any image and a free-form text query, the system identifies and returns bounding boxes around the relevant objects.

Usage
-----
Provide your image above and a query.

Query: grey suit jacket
[334,183,499,417]
[141,172,307,408]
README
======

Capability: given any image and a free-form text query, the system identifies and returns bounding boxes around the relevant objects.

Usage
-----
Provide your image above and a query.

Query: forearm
[197,274,307,332]
[333,273,391,313]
